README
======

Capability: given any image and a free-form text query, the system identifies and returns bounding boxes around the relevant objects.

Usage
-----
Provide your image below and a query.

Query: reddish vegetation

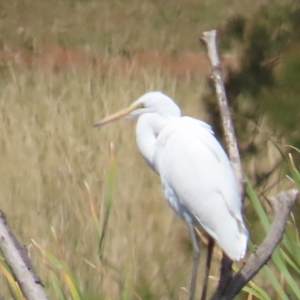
[1,43,240,78]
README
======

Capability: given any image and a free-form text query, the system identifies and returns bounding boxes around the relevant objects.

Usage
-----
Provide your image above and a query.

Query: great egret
[94,91,248,300]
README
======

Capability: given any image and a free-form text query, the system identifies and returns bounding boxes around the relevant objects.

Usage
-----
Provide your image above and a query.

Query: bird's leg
[200,238,214,300]
[185,216,200,300]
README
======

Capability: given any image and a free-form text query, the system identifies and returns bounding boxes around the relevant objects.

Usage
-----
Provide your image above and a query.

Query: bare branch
[1,212,43,286]
[0,211,48,300]
[200,29,241,297]
[199,30,298,300]
[211,189,299,300]
[200,30,244,197]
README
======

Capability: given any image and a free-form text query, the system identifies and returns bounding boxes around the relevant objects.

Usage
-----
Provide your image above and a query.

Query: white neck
[135,113,167,173]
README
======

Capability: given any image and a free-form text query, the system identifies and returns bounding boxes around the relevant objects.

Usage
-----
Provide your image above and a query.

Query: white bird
[94,91,248,300]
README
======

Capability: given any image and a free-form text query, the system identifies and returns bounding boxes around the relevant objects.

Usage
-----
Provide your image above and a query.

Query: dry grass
[0,65,210,299]
[0,0,285,299]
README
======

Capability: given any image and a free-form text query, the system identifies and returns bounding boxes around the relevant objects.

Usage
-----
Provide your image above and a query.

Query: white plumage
[134,92,248,260]
[94,91,248,298]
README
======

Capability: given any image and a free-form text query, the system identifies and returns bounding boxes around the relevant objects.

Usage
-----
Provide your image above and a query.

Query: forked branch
[200,30,299,300]
[211,189,298,300]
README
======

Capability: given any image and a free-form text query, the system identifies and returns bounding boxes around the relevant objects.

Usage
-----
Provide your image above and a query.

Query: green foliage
[203,1,300,188]
[0,254,25,300]
[246,172,300,299]
[33,238,84,300]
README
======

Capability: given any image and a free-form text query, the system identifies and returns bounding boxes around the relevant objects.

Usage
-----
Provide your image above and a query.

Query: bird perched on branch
[94,91,248,300]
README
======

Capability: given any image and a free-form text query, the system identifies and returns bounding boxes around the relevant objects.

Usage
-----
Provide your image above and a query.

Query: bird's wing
[154,117,247,260]
[155,116,242,213]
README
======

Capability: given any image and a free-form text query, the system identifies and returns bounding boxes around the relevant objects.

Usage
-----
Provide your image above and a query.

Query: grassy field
[0,0,296,299]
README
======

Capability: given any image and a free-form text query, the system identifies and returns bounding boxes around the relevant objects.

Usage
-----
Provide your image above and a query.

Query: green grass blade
[282,223,300,267]
[280,249,300,274]
[248,283,272,300]
[246,181,270,232]
[242,286,270,300]
[287,154,300,186]
[246,180,293,300]
[262,265,289,300]
[245,240,289,299]
[242,279,272,300]
[32,239,62,270]
[33,239,83,300]
[272,248,300,298]
[84,181,102,241]
[0,261,24,300]
[50,272,67,300]
[61,262,82,300]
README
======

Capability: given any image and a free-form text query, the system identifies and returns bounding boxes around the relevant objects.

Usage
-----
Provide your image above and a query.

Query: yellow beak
[94,103,139,127]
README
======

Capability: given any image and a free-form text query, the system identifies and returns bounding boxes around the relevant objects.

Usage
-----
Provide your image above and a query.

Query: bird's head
[94,91,181,127]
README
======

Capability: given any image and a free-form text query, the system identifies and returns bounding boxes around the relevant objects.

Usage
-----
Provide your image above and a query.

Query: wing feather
[154,117,248,260]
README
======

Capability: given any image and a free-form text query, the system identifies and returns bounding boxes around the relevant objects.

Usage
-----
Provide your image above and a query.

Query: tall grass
[0,65,207,299]
[1,67,299,299]
[0,0,299,299]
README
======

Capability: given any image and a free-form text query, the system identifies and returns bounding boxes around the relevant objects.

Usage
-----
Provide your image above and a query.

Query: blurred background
[0,0,300,299]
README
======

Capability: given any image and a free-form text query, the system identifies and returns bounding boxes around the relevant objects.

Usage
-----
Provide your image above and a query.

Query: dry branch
[200,29,299,300]
[200,29,239,297]
[0,211,48,300]
[200,30,244,197]
[211,189,299,300]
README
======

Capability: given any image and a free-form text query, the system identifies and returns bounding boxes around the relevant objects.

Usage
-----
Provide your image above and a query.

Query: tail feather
[237,221,249,260]
[222,220,248,261]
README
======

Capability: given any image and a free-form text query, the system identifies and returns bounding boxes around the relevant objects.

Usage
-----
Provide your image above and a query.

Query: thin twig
[0,211,48,300]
